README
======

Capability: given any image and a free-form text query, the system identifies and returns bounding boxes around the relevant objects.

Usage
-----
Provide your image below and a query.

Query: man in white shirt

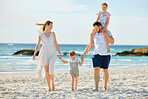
[81,22,114,91]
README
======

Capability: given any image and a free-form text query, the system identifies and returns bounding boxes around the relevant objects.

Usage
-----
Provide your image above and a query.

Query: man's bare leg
[94,67,100,91]
[103,69,109,90]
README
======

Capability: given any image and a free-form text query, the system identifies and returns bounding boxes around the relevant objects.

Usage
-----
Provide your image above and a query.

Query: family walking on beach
[32,3,114,91]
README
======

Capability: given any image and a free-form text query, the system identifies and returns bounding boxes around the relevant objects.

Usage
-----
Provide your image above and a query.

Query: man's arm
[105,34,114,45]
[78,60,83,66]
[102,30,114,45]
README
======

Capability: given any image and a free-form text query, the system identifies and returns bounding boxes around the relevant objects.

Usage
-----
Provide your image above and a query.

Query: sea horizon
[0,43,148,74]
[0,42,148,46]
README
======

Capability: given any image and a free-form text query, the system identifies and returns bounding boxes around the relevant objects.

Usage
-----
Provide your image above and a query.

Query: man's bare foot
[104,87,107,90]
[52,87,55,90]
[93,89,98,91]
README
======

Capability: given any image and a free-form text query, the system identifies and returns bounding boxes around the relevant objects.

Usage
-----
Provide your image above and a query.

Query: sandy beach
[0,67,148,99]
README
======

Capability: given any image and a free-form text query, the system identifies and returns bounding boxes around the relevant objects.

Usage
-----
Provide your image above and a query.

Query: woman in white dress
[32,21,62,91]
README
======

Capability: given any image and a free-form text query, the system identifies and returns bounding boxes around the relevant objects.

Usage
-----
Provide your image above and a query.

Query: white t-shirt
[67,59,80,63]
[93,31,112,55]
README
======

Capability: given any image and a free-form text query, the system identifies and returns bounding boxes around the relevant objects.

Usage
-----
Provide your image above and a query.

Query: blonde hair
[101,3,108,7]
[69,51,76,56]
[36,20,53,32]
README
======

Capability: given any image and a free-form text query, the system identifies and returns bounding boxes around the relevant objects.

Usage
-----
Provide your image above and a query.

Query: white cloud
[0,0,89,14]
[109,16,148,45]
[0,0,148,45]
[37,0,88,12]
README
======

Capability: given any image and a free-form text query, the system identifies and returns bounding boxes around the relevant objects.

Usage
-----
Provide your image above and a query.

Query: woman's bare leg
[94,67,100,91]
[47,66,53,89]
[47,64,55,90]
[50,74,55,90]
[74,77,78,90]
[44,65,51,91]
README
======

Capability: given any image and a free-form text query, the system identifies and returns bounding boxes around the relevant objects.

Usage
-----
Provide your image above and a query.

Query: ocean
[0,43,148,73]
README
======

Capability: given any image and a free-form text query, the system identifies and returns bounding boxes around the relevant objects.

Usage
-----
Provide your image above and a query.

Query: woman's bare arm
[32,35,41,61]
[53,32,62,58]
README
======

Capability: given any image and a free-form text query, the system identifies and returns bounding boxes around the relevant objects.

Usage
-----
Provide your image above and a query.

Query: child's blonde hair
[101,3,108,7]
[69,51,76,56]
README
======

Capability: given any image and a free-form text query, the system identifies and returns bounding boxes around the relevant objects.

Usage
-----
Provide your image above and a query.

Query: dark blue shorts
[92,54,111,69]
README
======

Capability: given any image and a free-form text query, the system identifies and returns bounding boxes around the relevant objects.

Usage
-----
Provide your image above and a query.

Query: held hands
[80,55,84,66]
[81,55,85,62]
[102,27,107,32]
[59,54,62,60]
[102,28,107,36]
[32,55,35,61]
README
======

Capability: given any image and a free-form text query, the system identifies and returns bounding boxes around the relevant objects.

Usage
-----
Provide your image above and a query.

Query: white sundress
[36,32,57,78]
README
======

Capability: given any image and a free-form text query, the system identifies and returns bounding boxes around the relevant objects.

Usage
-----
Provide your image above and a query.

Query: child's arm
[104,17,110,29]
[96,16,100,22]
[60,58,69,64]
[96,12,100,22]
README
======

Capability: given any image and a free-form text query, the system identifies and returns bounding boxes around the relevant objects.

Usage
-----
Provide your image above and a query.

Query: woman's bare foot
[48,88,51,91]
[52,83,55,90]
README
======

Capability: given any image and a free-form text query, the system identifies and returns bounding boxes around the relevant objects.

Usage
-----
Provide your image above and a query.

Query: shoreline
[0,67,148,98]
[0,66,148,74]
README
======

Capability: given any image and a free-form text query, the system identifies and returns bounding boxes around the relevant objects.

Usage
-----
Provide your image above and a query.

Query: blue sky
[0,0,148,45]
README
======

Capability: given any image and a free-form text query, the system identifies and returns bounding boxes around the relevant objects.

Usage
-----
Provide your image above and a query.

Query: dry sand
[0,67,148,99]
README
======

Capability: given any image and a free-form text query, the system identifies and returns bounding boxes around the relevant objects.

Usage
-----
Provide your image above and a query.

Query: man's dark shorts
[92,54,111,69]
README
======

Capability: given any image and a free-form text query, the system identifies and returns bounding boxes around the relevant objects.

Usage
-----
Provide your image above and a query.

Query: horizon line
[0,43,148,46]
